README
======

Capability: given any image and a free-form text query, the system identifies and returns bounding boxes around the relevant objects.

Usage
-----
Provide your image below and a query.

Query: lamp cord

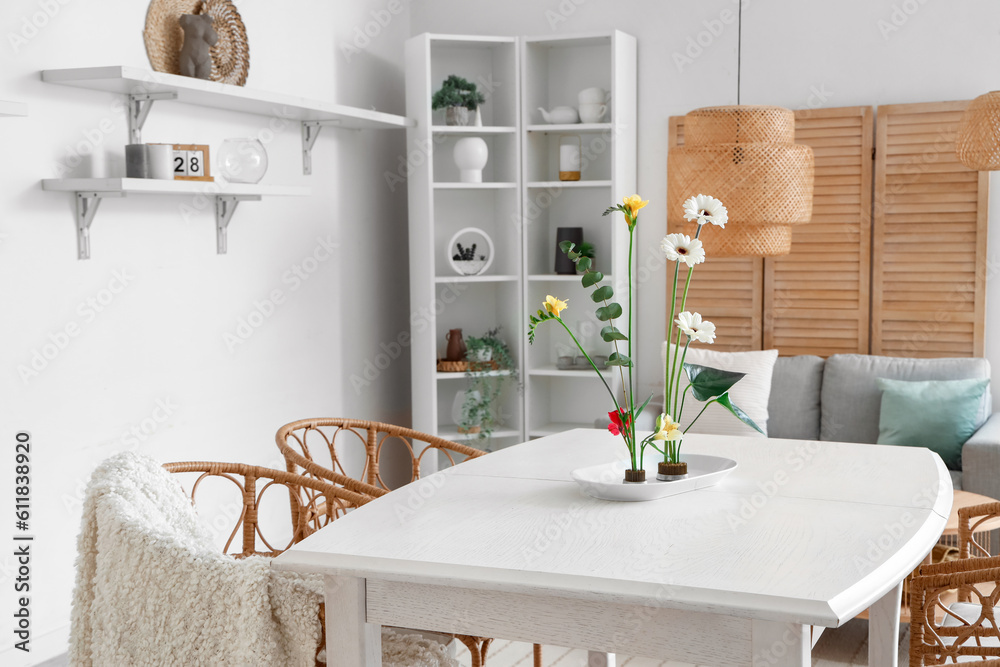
[737,0,742,105]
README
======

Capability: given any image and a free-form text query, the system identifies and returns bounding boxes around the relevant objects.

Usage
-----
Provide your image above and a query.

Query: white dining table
[272,429,952,667]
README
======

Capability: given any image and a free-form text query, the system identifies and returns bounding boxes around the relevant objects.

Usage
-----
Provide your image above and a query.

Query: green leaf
[595,303,623,321]
[714,392,765,434]
[567,251,580,261]
[582,271,603,287]
[633,393,654,420]
[576,256,592,271]
[606,352,633,367]
[559,240,576,254]
[684,363,747,402]
[600,325,628,342]
[591,285,614,302]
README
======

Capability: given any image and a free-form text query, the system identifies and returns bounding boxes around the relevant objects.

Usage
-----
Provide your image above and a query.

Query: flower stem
[627,226,636,465]
[665,261,680,422]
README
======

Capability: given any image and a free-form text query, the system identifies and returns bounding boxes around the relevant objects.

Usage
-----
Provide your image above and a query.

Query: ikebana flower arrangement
[528,194,761,484]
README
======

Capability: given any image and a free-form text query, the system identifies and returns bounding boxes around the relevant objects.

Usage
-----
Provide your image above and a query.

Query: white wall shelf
[0,101,27,117]
[526,123,612,133]
[436,370,514,380]
[41,66,414,174]
[437,427,522,442]
[435,274,519,283]
[41,178,310,259]
[526,180,613,188]
[528,273,613,282]
[433,182,517,190]
[529,365,615,379]
[432,126,517,134]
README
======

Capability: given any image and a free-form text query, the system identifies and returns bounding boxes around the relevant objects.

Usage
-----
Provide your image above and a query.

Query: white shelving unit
[406,31,636,452]
[0,101,27,117]
[521,31,637,439]
[406,34,525,456]
[41,66,412,259]
[41,178,309,258]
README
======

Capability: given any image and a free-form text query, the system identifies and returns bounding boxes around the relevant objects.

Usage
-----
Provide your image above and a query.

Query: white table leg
[326,575,382,667]
[751,620,809,666]
[588,651,616,666]
[869,581,903,667]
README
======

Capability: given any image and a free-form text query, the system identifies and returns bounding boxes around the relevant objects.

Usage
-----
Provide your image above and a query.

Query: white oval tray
[571,454,738,502]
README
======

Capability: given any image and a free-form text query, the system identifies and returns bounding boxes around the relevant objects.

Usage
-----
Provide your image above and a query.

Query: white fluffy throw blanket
[69,453,324,666]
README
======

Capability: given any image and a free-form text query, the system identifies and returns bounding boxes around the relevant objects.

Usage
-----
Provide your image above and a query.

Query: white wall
[410,0,1000,401]
[0,0,411,663]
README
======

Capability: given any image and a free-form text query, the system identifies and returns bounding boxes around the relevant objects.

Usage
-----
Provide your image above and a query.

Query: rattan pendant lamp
[956,91,1000,170]
[666,6,815,256]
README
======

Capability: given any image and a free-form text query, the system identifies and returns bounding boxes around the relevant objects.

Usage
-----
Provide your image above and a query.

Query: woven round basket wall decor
[143,0,250,87]
[667,105,814,256]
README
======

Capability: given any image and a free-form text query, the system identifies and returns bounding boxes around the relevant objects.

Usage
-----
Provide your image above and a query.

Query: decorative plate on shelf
[144,0,250,86]
[571,454,737,502]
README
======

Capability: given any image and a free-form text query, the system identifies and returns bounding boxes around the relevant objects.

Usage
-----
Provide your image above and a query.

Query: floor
[455,619,908,667]
[38,619,906,666]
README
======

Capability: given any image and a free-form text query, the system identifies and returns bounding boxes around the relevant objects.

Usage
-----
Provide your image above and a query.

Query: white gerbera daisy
[675,311,717,344]
[660,233,706,268]
[682,194,728,228]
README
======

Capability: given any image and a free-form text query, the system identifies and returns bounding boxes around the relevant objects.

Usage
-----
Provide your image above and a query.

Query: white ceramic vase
[453,137,489,183]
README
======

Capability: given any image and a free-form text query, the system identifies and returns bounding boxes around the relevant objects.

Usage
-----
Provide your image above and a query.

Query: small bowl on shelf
[556,356,575,371]
[591,355,608,370]
[453,258,487,276]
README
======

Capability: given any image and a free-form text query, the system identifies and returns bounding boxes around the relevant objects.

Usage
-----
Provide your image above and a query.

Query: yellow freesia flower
[623,194,649,217]
[653,413,682,441]
[544,295,568,318]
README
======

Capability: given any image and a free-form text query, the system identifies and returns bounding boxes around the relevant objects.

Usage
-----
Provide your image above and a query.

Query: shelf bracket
[215,195,261,254]
[301,120,344,175]
[128,92,178,144]
[75,191,125,260]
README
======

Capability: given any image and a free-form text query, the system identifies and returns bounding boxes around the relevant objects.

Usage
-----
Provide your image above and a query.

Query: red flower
[607,409,632,436]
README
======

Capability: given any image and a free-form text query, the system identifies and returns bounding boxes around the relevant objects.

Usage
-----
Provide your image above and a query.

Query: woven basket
[143,0,250,87]
[436,359,500,373]
[957,92,1000,170]
[667,105,814,256]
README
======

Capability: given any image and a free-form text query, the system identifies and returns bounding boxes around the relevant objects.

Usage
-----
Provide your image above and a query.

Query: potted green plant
[432,75,487,126]
[459,327,519,448]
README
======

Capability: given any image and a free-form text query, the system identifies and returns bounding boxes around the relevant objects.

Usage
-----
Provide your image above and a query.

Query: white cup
[578,87,608,104]
[147,144,175,180]
[579,103,607,124]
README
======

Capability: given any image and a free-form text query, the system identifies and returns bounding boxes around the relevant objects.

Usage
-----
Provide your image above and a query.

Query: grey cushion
[820,354,992,444]
[767,356,825,441]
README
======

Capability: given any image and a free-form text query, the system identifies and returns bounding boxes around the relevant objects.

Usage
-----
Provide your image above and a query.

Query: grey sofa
[767,354,998,498]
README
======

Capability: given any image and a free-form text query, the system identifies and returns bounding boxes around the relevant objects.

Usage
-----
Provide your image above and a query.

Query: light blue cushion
[876,378,990,470]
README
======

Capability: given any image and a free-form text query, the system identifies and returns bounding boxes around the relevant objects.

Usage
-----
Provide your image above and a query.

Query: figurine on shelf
[178,14,217,81]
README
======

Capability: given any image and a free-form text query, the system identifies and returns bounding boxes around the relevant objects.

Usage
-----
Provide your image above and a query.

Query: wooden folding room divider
[667,101,988,359]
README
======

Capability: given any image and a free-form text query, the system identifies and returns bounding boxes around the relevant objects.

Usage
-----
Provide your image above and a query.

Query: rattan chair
[909,502,1000,666]
[164,461,458,667]
[163,461,372,558]
[275,418,542,667]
